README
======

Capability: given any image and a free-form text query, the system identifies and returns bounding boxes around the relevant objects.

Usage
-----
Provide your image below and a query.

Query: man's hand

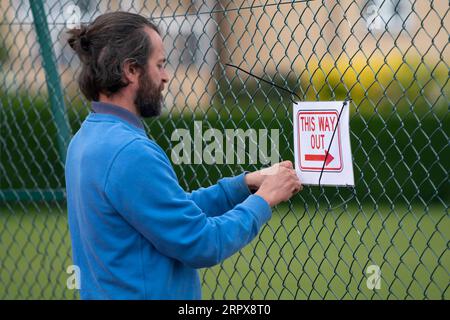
[244,161,294,192]
[253,161,303,207]
[245,160,293,192]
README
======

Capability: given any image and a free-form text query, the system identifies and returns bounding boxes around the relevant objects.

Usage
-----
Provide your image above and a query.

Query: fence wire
[0,0,448,299]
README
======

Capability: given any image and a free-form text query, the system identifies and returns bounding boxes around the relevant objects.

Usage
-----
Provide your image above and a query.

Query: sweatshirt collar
[91,101,144,130]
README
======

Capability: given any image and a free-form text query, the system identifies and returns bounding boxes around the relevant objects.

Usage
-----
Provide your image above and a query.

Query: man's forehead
[144,27,164,50]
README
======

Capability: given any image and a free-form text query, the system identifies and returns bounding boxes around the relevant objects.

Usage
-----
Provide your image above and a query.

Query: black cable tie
[225,63,302,102]
[318,98,352,187]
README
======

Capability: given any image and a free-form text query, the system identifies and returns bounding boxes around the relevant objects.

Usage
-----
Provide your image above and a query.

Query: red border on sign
[297,110,343,172]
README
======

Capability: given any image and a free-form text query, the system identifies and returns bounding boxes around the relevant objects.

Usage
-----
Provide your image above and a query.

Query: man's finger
[278,160,293,169]
[292,183,303,194]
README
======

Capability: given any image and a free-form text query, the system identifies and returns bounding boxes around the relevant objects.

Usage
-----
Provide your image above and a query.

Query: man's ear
[122,59,140,85]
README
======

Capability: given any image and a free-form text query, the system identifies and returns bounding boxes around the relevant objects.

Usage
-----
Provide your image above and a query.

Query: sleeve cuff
[238,194,272,227]
[218,172,252,207]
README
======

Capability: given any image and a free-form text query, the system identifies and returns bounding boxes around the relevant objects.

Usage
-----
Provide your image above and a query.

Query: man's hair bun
[67,25,90,61]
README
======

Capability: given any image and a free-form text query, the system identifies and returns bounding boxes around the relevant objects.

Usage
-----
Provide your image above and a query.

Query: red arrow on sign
[304,150,334,166]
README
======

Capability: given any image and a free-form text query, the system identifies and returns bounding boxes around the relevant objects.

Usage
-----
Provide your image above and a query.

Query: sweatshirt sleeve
[104,138,271,269]
[186,173,252,217]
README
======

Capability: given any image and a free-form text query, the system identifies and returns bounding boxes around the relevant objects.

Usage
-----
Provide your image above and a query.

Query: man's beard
[134,71,163,118]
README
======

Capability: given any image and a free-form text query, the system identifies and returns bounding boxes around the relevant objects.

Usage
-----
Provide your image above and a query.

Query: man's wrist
[255,190,273,207]
[244,172,259,193]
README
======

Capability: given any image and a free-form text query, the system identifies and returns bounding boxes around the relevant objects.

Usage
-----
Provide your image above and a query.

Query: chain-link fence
[0,0,448,299]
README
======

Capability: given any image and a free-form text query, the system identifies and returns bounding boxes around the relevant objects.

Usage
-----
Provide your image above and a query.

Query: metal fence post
[29,0,71,164]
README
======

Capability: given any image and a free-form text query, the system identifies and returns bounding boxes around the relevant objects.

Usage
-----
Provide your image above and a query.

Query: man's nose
[162,69,169,83]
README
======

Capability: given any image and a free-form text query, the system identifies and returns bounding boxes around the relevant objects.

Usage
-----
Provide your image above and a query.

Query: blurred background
[0,0,448,299]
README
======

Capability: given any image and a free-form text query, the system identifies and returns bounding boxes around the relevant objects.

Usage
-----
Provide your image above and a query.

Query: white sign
[293,101,354,186]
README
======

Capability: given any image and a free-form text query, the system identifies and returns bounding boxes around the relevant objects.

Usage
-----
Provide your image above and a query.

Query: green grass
[202,202,449,299]
[0,203,75,299]
[0,201,448,299]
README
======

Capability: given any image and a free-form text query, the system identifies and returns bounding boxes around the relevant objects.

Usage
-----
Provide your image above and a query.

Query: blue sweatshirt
[65,102,272,299]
